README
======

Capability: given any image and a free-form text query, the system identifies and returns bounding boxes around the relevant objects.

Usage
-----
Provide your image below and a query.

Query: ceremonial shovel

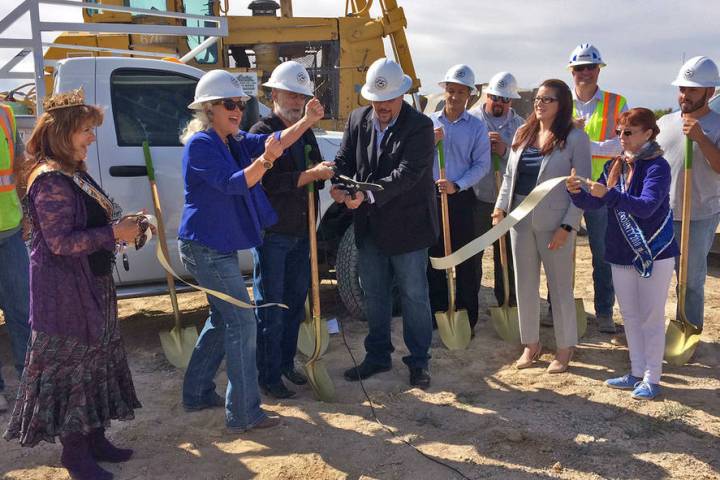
[143,141,198,369]
[434,140,472,350]
[665,136,702,365]
[300,145,335,401]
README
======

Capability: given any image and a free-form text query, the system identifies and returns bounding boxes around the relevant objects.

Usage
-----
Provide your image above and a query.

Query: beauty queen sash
[612,168,675,278]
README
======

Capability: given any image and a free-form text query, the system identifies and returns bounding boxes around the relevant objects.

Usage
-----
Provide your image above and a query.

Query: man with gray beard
[470,72,525,309]
[249,61,334,399]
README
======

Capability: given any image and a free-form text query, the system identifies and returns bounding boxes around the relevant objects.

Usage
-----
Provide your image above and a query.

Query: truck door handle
[109,165,148,177]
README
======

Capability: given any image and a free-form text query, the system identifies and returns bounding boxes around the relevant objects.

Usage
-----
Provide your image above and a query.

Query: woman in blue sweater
[567,108,679,400]
[178,70,324,431]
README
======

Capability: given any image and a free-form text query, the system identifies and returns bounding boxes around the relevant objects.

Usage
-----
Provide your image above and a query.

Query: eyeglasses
[572,64,599,73]
[533,96,558,104]
[488,94,511,104]
[615,128,637,137]
[213,99,247,112]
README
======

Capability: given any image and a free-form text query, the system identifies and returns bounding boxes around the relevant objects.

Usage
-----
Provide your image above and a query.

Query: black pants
[428,189,481,328]
[475,200,517,308]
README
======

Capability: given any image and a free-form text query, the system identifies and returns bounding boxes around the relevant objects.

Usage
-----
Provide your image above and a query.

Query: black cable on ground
[337,316,473,480]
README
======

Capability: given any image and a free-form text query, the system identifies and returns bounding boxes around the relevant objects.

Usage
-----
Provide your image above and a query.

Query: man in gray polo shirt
[657,56,720,330]
[470,72,524,309]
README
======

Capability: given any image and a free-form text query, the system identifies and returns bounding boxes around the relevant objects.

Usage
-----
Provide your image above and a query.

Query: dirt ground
[1,237,719,480]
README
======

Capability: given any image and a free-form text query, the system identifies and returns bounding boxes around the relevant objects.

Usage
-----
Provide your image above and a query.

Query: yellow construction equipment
[31,0,421,131]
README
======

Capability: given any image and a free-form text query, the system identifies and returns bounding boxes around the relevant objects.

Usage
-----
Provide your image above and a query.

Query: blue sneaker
[605,374,642,390]
[631,381,661,400]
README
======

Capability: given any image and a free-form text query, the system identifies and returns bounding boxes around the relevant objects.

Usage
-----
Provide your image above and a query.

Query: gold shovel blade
[297,319,329,358]
[664,320,702,366]
[489,305,521,343]
[159,326,199,369]
[435,309,472,350]
[575,299,588,339]
[304,358,335,402]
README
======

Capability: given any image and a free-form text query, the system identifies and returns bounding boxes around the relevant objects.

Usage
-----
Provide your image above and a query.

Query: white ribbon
[142,214,287,310]
[430,176,571,270]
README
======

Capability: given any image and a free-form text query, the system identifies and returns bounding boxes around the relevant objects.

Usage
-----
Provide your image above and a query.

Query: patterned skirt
[4,275,141,447]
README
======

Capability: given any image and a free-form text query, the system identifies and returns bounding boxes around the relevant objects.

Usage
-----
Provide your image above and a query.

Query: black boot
[89,428,133,463]
[60,433,114,480]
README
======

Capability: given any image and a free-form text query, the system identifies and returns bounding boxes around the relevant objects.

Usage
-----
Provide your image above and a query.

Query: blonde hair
[180,108,212,145]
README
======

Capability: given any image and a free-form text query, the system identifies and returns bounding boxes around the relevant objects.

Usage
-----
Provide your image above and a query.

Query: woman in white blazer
[492,79,591,373]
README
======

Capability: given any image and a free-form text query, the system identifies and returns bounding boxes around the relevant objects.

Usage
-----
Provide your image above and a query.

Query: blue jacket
[570,155,679,265]
[178,129,278,253]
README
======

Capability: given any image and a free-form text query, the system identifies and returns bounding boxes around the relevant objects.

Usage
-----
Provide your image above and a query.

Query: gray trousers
[510,207,578,349]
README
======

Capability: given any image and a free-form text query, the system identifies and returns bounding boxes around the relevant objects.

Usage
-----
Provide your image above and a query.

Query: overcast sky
[1,0,718,109]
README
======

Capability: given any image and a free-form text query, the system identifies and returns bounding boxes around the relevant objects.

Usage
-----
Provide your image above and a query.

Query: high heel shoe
[547,347,574,374]
[515,343,542,369]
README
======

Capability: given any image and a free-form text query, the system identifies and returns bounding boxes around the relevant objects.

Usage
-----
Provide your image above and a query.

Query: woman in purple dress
[4,89,146,480]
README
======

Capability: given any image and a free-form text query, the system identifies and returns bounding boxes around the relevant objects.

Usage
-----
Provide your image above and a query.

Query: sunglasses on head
[488,94,511,104]
[533,96,558,104]
[213,99,247,112]
[572,64,599,73]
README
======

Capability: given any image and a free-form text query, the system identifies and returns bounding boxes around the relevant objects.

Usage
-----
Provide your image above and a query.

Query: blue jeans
[252,233,310,386]
[178,239,266,430]
[359,238,432,369]
[673,212,720,329]
[0,230,31,392]
[584,206,615,316]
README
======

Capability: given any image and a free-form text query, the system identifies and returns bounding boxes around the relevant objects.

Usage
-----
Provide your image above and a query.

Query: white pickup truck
[17,56,367,315]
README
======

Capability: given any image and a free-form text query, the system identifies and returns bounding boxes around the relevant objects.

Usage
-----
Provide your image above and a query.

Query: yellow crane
[12,0,421,130]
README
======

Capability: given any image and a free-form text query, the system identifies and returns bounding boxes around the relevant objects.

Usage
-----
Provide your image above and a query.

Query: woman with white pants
[567,107,679,400]
[493,79,592,374]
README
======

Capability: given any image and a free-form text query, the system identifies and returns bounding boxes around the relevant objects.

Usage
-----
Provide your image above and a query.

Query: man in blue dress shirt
[428,65,491,332]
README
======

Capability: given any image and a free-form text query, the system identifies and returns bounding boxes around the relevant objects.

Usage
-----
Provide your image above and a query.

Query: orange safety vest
[573,91,627,180]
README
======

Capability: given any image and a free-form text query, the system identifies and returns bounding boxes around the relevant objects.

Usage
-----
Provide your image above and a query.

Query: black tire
[335,226,402,320]
[336,226,366,320]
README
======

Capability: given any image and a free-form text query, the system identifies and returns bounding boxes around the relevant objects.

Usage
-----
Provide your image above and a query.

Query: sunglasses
[572,64,599,73]
[488,94,511,104]
[533,96,558,104]
[134,216,150,250]
[213,99,247,112]
[615,128,639,137]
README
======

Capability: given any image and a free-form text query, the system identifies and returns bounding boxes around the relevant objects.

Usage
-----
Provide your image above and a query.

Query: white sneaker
[0,393,8,413]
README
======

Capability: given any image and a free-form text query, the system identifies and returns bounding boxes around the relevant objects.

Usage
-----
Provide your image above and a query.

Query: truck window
[110,69,197,147]
[183,0,218,65]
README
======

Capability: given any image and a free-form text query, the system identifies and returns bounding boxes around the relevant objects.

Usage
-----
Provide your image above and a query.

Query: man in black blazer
[331,58,438,389]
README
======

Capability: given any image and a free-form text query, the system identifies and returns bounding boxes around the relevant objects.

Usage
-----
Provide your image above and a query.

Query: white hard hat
[671,56,720,87]
[485,71,521,99]
[567,43,606,68]
[438,64,477,94]
[262,60,314,96]
[361,57,413,102]
[188,69,249,110]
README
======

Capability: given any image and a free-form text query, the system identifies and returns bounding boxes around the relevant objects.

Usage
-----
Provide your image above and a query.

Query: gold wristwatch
[261,157,274,170]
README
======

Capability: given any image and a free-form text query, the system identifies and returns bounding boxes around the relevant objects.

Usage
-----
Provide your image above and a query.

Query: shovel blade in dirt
[490,305,521,343]
[575,299,588,338]
[159,325,199,369]
[665,319,702,366]
[304,357,335,402]
[435,308,472,350]
[297,297,329,357]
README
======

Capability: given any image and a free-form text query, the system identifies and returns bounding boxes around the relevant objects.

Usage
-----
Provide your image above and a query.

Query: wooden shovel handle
[143,141,181,326]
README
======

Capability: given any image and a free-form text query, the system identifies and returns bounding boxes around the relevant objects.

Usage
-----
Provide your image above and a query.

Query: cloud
[1,0,719,109]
